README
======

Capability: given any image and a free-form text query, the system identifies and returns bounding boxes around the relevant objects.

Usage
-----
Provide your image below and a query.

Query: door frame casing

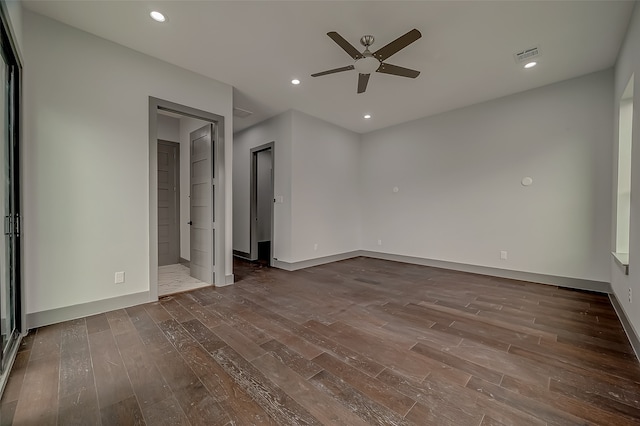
[149,97,226,301]
[249,142,274,265]
[157,139,180,266]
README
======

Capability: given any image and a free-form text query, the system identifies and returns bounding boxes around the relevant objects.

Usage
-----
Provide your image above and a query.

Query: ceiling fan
[311,29,422,94]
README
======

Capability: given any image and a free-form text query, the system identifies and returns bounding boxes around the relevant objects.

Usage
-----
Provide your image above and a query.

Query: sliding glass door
[0,2,21,381]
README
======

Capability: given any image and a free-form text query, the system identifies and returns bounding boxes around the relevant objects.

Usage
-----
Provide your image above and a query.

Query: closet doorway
[250,143,274,266]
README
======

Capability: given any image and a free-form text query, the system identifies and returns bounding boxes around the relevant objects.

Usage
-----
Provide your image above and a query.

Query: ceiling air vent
[514,47,540,64]
[233,107,253,118]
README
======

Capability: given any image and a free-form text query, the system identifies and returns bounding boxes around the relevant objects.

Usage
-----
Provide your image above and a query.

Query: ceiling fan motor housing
[360,35,375,47]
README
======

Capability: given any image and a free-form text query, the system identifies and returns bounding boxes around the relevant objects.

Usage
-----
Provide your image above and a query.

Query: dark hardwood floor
[2,257,640,425]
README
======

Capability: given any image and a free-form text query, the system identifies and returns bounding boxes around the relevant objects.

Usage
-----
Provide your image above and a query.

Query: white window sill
[612,252,629,275]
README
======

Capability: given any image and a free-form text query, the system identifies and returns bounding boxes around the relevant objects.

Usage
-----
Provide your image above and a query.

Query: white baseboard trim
[272,250,610,294]
[24,252,611,330]
[218,274,235,287]
[26,291,151,330]
[609,292,640,361]
[273,250,610,294]
[360,251,612,294]
[232,250,251,260]
[273,251,361,271]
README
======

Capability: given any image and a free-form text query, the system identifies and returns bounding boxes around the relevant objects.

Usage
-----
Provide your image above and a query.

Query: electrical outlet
[500,251,508,260]
[377,239,382,246]
[115,271,125,284]
[629,287,633,304]
[313,243,318,251]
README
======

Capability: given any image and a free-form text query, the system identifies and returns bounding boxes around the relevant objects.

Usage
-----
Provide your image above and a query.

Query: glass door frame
[0,0,23,393]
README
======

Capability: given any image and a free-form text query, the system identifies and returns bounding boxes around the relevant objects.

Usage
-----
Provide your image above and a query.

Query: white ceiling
[23,1,634,134]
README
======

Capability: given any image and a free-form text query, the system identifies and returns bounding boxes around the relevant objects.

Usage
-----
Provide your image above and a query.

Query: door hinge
[14,214,20,237]
[4,215,12,236]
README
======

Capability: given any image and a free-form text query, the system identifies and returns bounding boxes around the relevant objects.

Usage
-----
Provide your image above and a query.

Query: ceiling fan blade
[327,32,363,60]
[357,73,370,94]
[377,63,420,78]
[373,29,422,62]
[311,65,355,77]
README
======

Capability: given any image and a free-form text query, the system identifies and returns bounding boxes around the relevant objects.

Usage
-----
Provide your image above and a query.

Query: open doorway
[250,143,274,266]
[156,111,213,295]
[149,98,226,299]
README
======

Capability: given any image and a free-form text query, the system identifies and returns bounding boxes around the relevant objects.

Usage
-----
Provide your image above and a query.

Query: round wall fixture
[521,177,533,186]
[150,11,166,22]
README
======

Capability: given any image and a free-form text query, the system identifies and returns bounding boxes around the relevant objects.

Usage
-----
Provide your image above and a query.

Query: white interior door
[189,124,214,284]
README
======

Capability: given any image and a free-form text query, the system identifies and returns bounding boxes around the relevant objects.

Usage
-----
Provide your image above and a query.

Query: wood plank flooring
[2,257,640,425]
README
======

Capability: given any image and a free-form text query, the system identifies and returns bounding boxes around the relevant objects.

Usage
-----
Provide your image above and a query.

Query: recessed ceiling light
[291,79,300,85]
[524,61,537,69]
[150,11,166,22]
[364,114,371,119]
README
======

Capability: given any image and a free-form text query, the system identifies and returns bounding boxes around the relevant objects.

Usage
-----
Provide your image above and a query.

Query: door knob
[188,221,193,225]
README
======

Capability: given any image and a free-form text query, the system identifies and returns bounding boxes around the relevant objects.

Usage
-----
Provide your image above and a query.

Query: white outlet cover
[115,271,125,284]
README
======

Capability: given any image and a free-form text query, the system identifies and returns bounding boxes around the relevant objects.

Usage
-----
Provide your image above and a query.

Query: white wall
[4,0,22,56]
[233,111,292,258]
[612,3,640,339]
[361,70,613,282]
[157,114,180,143]
[23,11,233,316]
[290,110,361,262]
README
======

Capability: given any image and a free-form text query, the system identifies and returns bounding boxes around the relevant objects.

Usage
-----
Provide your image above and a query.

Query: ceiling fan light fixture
[354,56,379,74]
[311,29,422,93]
